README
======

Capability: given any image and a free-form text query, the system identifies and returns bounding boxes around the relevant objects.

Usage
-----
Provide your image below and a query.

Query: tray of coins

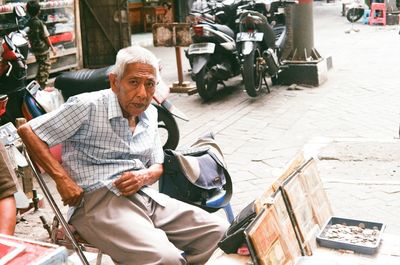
[316,216,385,255]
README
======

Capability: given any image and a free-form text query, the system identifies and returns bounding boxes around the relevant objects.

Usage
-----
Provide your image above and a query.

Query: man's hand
[56,178,84,206]
[113,171,146,196]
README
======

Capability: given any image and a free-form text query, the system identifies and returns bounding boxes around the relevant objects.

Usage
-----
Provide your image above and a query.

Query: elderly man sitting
[18,45,229,265]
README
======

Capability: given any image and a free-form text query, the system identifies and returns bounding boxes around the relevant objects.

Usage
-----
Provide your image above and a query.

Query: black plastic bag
[218,201,256,254]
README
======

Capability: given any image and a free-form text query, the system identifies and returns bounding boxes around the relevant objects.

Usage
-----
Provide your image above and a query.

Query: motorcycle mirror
[14,5,26,18]
[3,35,16,52]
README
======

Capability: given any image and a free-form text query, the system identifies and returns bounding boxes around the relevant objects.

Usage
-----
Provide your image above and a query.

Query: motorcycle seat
[203,22,235,39]
[214,24,235,39]
[54,66,112,100]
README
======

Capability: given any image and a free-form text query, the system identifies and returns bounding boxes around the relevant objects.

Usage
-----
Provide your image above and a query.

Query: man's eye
[145,81,156,89]
[130,80,139,86]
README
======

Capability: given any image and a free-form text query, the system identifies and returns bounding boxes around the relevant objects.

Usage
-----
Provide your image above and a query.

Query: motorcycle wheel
[195,67,217,101]
[346,8,364,23]
[157,106,180,150]
[242,44,263,97]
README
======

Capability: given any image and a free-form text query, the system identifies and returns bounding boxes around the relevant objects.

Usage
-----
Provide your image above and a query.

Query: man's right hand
[56,178,84,206]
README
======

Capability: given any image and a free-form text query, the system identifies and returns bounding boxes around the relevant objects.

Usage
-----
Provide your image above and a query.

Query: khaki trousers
[70,187,229,265]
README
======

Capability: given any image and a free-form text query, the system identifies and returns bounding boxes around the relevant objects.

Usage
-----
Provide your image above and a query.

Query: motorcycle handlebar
[281,0,298,4]
[237,2,254,11]
[188,12,215,24]
[5,61,13,77]
[236,0,297,15]
[267,0,298,3]
[190,0,231,16]
[238,0,297,8]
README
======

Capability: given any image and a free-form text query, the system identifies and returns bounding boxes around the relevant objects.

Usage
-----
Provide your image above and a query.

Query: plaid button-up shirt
[29,89,164,198]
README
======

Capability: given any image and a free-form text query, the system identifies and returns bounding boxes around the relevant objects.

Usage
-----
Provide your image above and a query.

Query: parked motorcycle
[342,0,368,22]
[236,0,296,97]
[186,0,243,101]
[0,6,29,126]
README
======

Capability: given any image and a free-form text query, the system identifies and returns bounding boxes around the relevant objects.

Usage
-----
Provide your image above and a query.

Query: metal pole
[175,47,184,85]
[289,0,321,61]
[278,0,329,86]
[23,149,90,265]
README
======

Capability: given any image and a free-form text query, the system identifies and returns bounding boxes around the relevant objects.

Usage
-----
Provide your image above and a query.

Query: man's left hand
[113,171,146,196]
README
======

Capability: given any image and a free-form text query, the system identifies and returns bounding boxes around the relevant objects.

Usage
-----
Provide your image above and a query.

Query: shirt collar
[108,90,123,120]
[107,90,151,127]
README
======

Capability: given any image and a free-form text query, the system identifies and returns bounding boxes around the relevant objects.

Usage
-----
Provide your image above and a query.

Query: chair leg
[24,150,91,265]
[96,251,102,265]
[223,203,234,223]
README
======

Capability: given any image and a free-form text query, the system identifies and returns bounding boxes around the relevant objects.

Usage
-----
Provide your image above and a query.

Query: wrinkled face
[109,63,157,119]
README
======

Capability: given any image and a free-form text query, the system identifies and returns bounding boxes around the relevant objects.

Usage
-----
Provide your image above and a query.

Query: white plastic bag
[34,89,65,113]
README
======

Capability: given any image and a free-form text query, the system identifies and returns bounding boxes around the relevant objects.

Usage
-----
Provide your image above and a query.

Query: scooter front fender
[241,41,255,56]
[192,55,210,75]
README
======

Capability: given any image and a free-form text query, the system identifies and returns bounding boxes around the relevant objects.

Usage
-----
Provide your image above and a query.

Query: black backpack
[218,201,257,253]
[159,133,232,213]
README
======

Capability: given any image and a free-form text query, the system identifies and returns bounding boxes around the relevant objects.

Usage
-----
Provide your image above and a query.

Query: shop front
[0,0,82,79]
[128,0,194,34]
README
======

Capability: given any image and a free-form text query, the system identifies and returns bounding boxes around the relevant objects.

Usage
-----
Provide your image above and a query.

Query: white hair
[110,45,160,81]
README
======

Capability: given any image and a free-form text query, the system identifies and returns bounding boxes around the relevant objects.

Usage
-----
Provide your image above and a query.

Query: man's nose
[137,82,148,98]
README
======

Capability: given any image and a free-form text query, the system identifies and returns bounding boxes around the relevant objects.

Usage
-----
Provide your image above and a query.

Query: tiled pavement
[148,2,400,233]
[14,2,400,263]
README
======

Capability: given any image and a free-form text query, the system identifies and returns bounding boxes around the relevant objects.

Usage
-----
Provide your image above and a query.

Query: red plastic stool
[369,3,386,25]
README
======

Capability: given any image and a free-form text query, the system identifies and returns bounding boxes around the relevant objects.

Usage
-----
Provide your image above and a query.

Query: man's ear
[109,73,118,93]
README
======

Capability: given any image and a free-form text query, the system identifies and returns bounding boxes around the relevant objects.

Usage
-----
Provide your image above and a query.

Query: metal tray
[316,216,385,255]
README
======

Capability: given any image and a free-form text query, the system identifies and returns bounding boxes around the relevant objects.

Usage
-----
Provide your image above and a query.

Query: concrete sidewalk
[146,1,400,233]
[13,1,400,264]
[306,137,400,234]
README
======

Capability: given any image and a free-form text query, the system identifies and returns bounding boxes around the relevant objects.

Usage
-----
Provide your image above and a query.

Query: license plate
[236,32,264,42]
[188,43,215,55]
[26,81,41,96]
[0,122,19,146]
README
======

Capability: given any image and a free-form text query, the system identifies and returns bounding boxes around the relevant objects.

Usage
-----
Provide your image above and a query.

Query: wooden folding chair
[22,147,103,265]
